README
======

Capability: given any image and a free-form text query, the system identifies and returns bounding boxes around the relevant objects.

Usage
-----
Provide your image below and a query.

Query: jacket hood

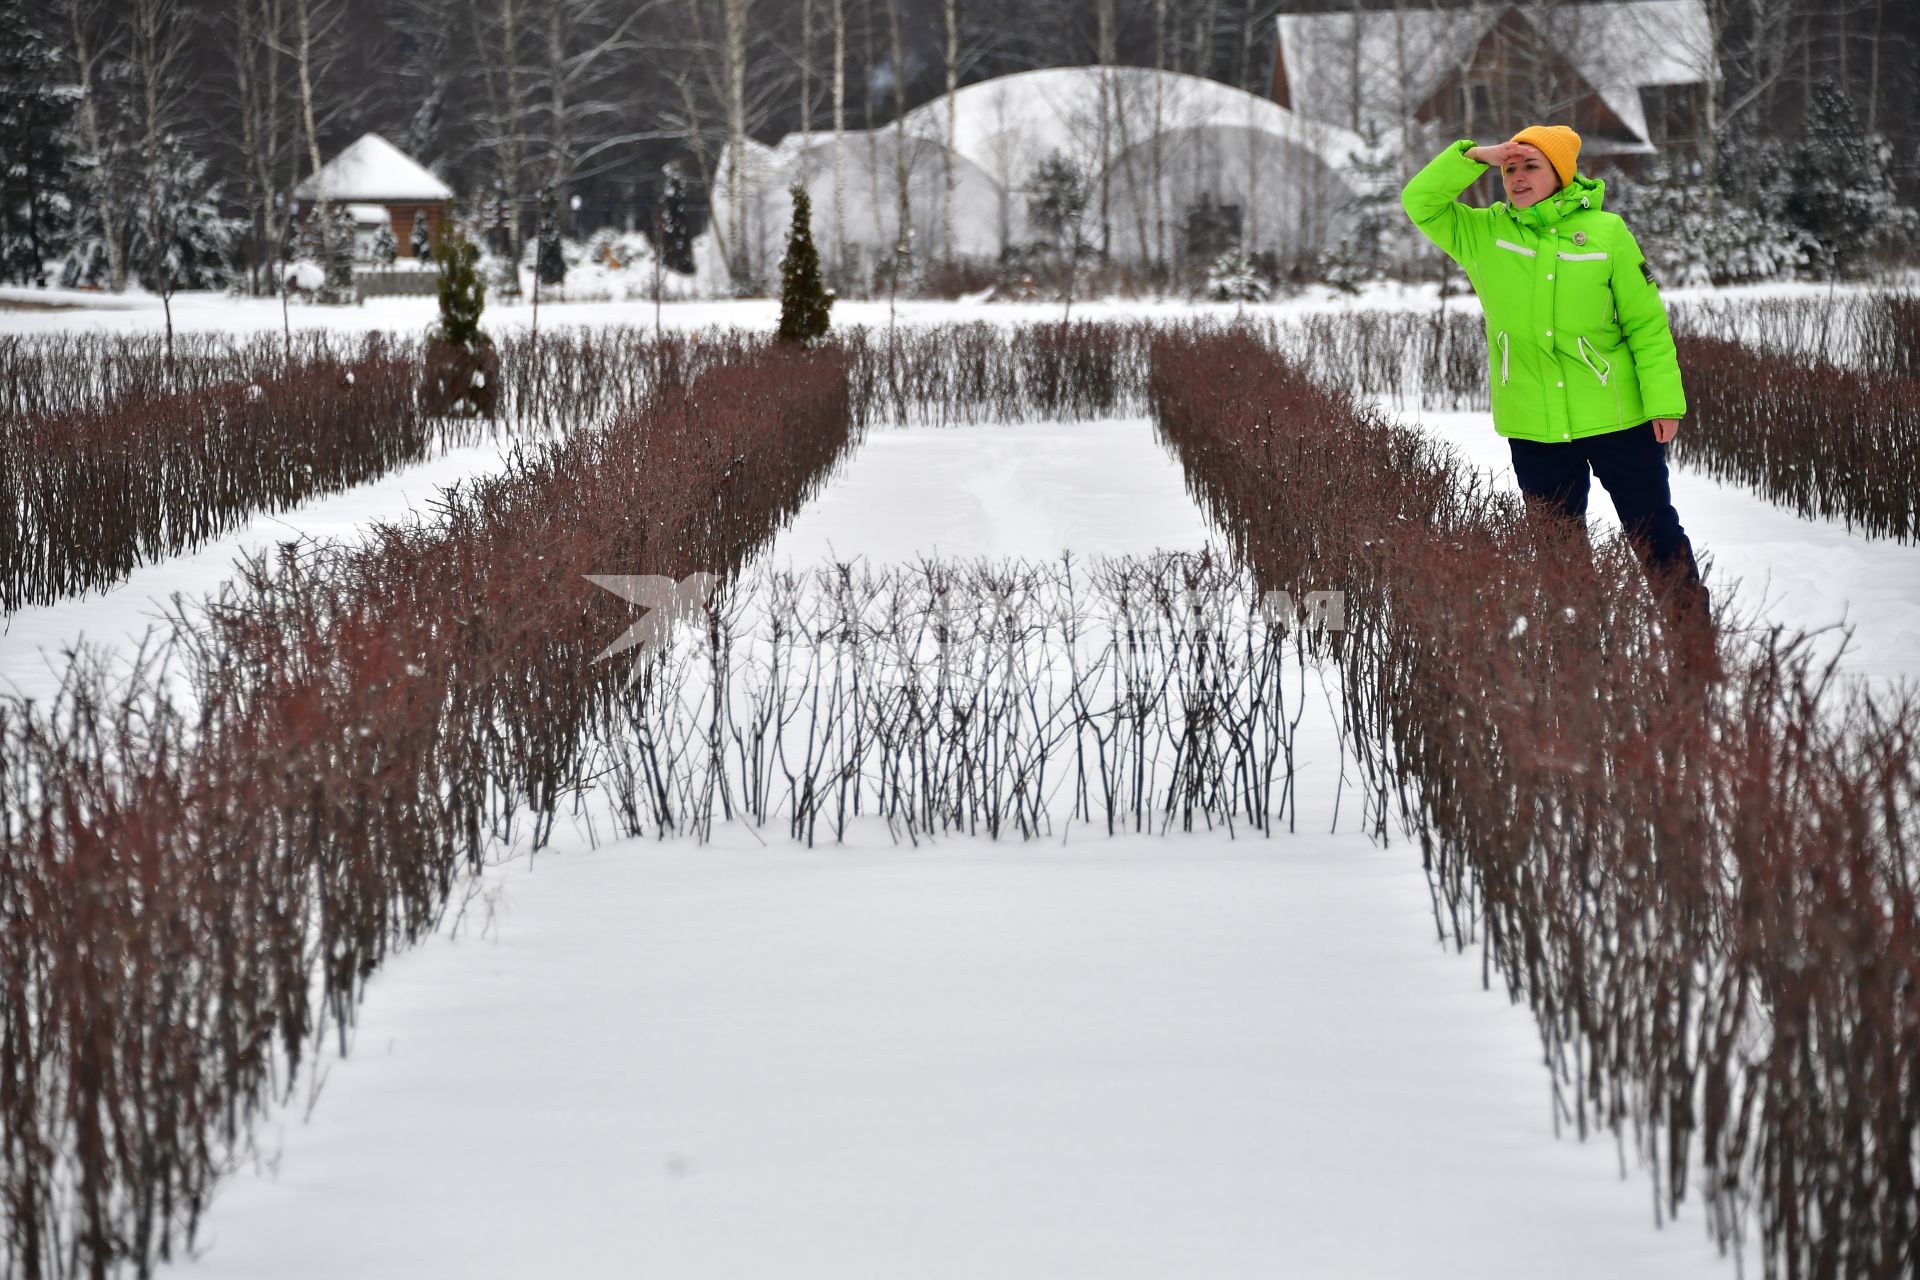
[1502,173,1607,226]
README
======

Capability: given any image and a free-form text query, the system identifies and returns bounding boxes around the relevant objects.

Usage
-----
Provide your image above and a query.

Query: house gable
[1415,6,1639,146]
[1273,0,1712,159]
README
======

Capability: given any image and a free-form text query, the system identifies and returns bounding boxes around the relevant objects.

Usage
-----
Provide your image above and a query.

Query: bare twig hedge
[0,340,855,1279]
[1147,323,1920,1280]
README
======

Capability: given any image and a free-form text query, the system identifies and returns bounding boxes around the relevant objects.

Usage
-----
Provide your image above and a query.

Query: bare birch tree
[132,0,189,345]
[887,0,912,268]
[65,0,127,290]
[942,0,957,267]
[725,0,749,279]
[832,0,847,275]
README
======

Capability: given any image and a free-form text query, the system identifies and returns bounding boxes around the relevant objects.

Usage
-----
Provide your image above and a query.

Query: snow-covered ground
[155,416,1741,1280]
[0,436,521,708]
[1,277,1895,340]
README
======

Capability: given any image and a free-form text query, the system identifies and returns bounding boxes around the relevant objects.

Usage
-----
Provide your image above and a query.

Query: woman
[1400,125,1716,676]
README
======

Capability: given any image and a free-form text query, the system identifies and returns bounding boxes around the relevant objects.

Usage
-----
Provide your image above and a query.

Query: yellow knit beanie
[1507,125,1581,187]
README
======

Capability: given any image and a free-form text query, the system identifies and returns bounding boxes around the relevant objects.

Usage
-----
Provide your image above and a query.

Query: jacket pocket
[1576,336,1611,386]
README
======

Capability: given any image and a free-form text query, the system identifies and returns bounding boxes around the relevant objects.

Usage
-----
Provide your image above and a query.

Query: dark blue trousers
[1508,421,1710,624]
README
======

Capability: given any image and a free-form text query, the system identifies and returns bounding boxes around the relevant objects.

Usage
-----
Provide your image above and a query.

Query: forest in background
[1,0,1915,297]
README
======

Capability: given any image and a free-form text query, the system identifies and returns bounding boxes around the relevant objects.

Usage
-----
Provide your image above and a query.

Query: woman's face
[1501,145,1559,209]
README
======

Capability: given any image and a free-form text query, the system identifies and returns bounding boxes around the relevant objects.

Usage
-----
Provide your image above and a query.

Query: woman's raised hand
[1465,142,1528,169]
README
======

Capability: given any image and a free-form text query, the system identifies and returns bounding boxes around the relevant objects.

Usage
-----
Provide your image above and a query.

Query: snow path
[181,828,1735,1280]
[0,435,521,707]
[1392,406,1920,693]
[158,417,1741,1279]
[774,417,1212,562]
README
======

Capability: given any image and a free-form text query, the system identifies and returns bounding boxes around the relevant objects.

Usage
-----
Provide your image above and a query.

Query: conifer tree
[659,163,693,274]
[409,213,433,261]
[1789,78,1902,278]
[536,207,566,286]
[431,223,487,347]
[422,221,498,416]
[778,182,833,343]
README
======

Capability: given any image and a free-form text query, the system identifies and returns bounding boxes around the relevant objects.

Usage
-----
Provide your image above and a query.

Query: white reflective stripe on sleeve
[1494,239,1537,257]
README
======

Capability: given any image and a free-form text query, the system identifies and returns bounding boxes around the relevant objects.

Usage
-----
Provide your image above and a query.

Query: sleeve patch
[1640,261,1658,287]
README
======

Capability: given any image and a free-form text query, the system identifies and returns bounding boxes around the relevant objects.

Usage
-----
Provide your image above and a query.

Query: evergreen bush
[777,183,833,343]
[536,209,567,287]
[422,223,498,416]
[409,213,433,261]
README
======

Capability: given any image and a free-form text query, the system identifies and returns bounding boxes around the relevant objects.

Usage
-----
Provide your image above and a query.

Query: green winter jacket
[1401,139,1686,443]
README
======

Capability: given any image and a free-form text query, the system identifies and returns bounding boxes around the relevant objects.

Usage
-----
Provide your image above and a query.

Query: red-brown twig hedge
[0,340,855,1279]
[4,316,1916,1280]
[1147,324,1920,1280]
[0,338,448,611]
[0,327,790,612]
[1671,332,1920,542]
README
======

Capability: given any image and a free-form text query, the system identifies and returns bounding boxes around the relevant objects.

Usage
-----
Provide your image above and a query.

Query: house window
[1461,82,1497,139]
[1640,83,1703,150]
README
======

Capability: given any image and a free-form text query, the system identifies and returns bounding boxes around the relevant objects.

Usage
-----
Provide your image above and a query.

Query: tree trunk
[1866,0,1884,133]
[65,0,127,291]
[888,0,911,268]
[234,0,264,294]
[547,1,569,232]
[724,0,748,284]
[295,0,340,303]
[134,0,175,352]
[832,0,846,276]
[501,0,523,284]
[296,0,324,188]
[942,0,957,266]
[1153,0,1166,268]
[1097,0,1114,260]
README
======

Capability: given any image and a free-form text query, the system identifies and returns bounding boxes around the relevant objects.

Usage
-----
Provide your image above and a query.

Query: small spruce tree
[409,212,433,260]
[660,163,694,274]
[1027,151,1090,317]
[289,205,356,303]
[778,182,833,343]
[536,206,567,286]
[422,222,497,416]
[432,223,487,346]
[370,221,399,267]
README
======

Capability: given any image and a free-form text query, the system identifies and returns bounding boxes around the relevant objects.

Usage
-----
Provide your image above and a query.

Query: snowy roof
[927,66,1368,177]
[294,133,454,203]
[768,66,1372,183]
[1276,1,1712,147]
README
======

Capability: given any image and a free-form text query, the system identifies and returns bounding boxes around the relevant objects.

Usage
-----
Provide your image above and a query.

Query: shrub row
[1146,325,1920,1280]
[0,330,355,420]
[0,338,462,611]
[597,554,1333,844]
[0,328,809,611]
[0,340,856,1279]
[1670,332,1920,542]
[1672,289,1920,376]
[4,316,1914,1279]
